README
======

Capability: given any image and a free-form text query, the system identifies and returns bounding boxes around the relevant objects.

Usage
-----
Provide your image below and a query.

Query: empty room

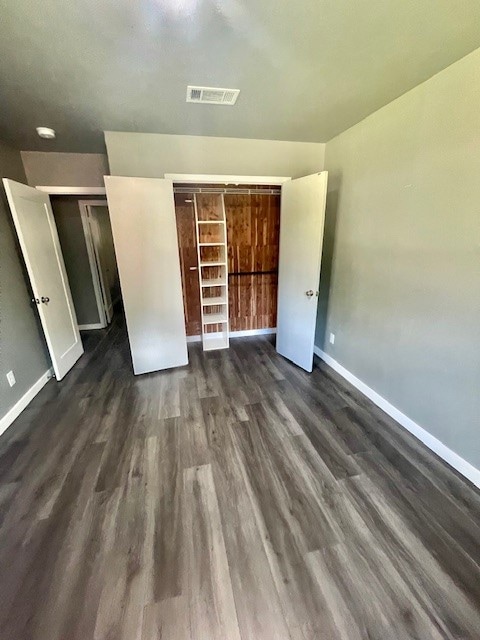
[0,1,479,638]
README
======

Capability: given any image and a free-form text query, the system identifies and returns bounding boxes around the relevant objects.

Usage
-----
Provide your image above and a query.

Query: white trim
[0,369,53,437]
[78,322,105,330]
[79,200,108,329]
[36,186,106,195]
[187,327,276,343]
[231,328,276,338]
[313,347,480,489]
[165,173,291,185]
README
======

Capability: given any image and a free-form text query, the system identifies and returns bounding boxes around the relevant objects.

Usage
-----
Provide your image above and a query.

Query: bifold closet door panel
[105,176,188,374]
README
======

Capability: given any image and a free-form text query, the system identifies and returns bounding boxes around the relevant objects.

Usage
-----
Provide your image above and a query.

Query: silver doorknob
[41,296,50,304]
[306,290,314,297]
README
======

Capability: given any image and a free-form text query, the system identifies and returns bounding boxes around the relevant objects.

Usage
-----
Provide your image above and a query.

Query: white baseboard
[187,328,276,344]
[231,328,276,338]
[313,346,480,489]
[0,369,53,438]
[79,323,105,331]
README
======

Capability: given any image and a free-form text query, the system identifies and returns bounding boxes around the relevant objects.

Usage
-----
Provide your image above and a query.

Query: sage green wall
[51,197,101,326]
[105,132,325,178]
[0,141,49,422]
[317,48,480,469]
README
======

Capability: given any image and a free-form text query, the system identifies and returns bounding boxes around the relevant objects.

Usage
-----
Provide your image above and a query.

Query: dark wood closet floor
[1,317,479,640]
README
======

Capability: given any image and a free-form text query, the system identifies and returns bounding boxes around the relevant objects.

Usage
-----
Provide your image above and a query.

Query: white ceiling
[1,0,480,152]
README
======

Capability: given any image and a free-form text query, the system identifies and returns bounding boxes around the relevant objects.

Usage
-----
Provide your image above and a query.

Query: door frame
[170,172,293,342]
[36,186,106,195]
[34,186,111,331]
[165,173,291,185]
[78,199,113,329]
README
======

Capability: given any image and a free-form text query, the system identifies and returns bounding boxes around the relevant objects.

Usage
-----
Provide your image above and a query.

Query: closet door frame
[171,174,289,341]
[165,174,291,186]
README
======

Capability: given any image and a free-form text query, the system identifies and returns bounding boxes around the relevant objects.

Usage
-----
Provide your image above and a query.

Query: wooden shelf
[197,220,225,224]
[201,278,226,287]
[200,261,226,267]
[203,313,228,325]
[199,242,224,247]
[202,296,227,306]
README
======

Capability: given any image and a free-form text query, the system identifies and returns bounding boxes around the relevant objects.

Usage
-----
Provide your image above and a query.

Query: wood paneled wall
[174,194,201,336]
[225,194,280,331]
[174,190,280,335]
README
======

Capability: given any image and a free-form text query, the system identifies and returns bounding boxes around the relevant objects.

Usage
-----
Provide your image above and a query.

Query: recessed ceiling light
[36,126,56,139]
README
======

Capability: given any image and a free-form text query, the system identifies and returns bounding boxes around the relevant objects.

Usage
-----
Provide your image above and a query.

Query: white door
[276,172,328,372]
[105,176,188,374]
[3,179,84,380]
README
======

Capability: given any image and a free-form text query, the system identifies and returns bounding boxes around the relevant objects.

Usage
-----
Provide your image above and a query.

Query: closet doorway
[174,183,281,342]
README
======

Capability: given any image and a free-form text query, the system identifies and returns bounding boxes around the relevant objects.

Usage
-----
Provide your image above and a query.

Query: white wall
[105,132,325,178]
[21,151,109,187]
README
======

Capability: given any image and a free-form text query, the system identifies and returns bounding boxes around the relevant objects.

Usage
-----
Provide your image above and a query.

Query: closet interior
[174,183,281,350]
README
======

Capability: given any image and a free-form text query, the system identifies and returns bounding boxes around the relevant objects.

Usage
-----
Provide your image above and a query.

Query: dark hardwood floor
[0,316,479,639]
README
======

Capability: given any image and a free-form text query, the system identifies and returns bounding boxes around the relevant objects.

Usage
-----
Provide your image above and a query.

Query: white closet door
[276,172,328,372]
[105,176,188,374]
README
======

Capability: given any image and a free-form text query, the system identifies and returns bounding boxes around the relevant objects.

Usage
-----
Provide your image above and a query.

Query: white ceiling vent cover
[186,86,240,106]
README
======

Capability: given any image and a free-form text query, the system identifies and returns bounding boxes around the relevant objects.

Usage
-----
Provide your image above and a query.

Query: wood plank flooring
[0,316,479,639]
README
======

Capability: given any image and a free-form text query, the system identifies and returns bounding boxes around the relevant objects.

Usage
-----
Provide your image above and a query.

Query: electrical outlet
[329,332,335,345]
[6,371,16,387]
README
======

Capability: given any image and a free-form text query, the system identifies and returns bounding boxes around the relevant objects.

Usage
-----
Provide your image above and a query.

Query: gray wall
[51,197,101,326]
[21,152,109,187]
[0,142,49,421]
[317,48,480,468]
[105,132,325,178]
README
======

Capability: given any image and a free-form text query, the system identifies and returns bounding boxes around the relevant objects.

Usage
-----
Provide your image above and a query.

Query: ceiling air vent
[186,85,240,106]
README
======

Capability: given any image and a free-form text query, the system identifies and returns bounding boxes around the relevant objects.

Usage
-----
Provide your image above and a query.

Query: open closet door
[105,176,188,374]
[3,179,83,380]
[276,172,328,372]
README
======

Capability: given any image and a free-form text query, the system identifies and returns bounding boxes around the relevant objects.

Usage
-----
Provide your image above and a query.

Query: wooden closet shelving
[175,184,281,341]
[194,194,230,351]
